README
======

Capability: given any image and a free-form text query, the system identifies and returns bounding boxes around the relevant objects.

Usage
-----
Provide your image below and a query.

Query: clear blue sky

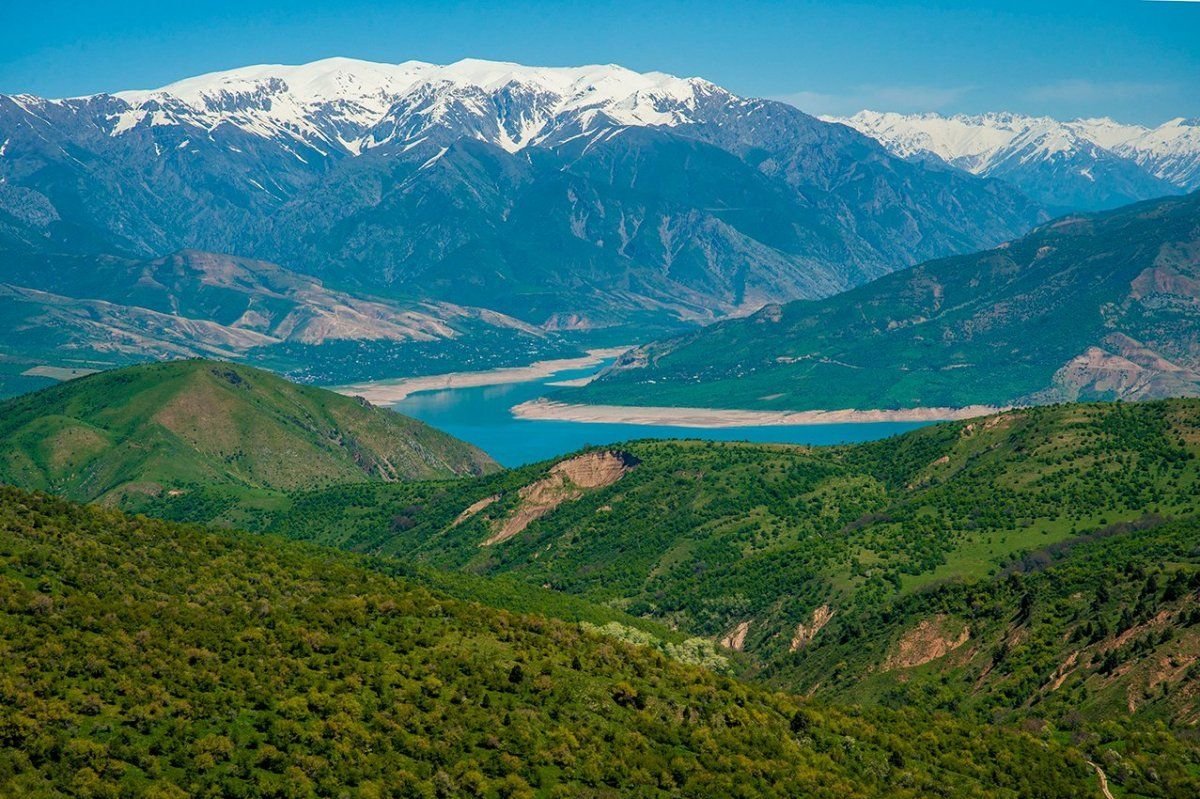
[1,0,1197,124]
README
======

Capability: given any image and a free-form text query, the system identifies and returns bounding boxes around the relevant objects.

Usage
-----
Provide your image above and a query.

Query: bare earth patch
[513,399,1007,428]
[1050,334,1200,402]
[721,621,751,651]
[21,365,100,381]
[452,494,500,527]
[884,616,970,671]
[790,604,835,651]
[1047,651,1080,692]
[482,451,637,545]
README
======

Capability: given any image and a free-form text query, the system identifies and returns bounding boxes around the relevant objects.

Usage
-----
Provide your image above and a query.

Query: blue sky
[1,0,1197,124]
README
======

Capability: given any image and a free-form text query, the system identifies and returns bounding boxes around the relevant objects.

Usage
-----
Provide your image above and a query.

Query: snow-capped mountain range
[0,58,1046,345]
[832,111,1200,210]
[88,57,729,156]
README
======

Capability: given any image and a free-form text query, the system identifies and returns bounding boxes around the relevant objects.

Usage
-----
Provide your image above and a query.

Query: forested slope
[0,487,1110,798]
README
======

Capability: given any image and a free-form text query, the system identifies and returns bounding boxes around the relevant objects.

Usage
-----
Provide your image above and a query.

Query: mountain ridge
[0,247,577,394]
[100,56,726,156]
[0,248,549,355]
[0,56,1046,335]
[834,109,1200,210]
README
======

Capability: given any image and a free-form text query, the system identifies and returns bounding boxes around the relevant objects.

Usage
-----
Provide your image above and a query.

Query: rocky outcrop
[883,616,970,671]
[1050,334,1200,402]
[790,605,834,651]
[483,450,638,545]
[721,621,751,651]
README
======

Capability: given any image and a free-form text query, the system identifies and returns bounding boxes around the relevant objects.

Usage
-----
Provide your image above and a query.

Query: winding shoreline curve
[511,399,1009,428]
[331,347,630,404]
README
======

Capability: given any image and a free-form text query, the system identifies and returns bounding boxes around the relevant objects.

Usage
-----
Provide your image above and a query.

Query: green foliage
[211,400,1200,654]
[579,622,731,672]
[772,514,1200,796]
[136,398,1200,790]
[0,487,1101,798]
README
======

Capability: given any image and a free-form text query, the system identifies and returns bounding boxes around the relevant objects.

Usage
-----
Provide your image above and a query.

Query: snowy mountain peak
[113,58,436,107]
[98,57,727,155]
[832,110,1088,169]
[833,110,1200,199]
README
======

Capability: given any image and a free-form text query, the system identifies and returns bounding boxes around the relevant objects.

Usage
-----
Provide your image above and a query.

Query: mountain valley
[569,191,1200,412]
[12,371,1199,795]
[4,22,1200,798]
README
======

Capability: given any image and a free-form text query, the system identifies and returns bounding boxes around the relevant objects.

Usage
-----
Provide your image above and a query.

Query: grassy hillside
[188,400,1200,644]
[767,514,1200,726]
[0,359,495,504]
[145,399,1200,758]
[0,486,1116,798]
[565,192,1200,411]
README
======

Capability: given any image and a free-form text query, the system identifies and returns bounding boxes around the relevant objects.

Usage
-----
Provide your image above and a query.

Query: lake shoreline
[511,399,1008,428]
[330,347,630,404]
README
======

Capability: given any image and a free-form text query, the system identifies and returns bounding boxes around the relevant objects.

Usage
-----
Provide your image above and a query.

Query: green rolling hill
[0,359,496,505]
[7,365,1200,794]
[0,486,1115,798]
[144,400,1200,746]
[565,191,1200,412]
[187,400,1199,643]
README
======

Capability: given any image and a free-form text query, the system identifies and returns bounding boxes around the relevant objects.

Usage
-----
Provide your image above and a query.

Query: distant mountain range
[833,111,1200,211]
[0,58,1044,350]
[570,190,1200,411]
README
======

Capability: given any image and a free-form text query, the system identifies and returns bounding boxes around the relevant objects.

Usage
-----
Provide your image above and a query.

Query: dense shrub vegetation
[167,400,1200,656]
[0,488,1105,798]
[116,399,1200,795]
[8,388,1200,795]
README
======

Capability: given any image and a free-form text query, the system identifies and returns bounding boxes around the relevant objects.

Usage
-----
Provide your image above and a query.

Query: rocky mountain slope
[0,359,496,504]
[570,191,1200,412]
[0,58,1044,332]
[0,248,559,391]
[835,110,1199,211]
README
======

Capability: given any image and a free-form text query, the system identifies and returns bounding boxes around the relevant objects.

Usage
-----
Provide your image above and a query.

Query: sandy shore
[332,347,630,404]
[511,399,1008,428]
